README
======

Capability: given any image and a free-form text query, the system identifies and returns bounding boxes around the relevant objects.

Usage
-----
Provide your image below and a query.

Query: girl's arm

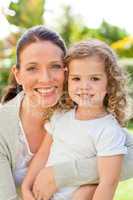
[53,129,133,188]
[92,155,123,200]
[27,131,133,199]
[21,132,53,199]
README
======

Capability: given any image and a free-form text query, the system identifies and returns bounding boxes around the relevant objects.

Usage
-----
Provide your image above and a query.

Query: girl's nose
[80,80,91,90]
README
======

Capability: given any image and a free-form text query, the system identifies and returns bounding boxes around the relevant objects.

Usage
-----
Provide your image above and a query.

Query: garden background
[0,1,133,199]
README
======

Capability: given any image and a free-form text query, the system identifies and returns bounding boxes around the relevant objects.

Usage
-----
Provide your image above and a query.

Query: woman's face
[14,41,65,109]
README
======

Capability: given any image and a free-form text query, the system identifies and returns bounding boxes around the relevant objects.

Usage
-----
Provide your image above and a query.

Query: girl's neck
[76,106,107,120]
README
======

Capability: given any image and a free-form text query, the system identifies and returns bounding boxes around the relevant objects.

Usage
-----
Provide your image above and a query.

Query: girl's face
[13,41,65,109]
[68,56,108,109]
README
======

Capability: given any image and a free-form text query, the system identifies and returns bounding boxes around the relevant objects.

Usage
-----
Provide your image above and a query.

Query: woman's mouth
[35,87,57,96]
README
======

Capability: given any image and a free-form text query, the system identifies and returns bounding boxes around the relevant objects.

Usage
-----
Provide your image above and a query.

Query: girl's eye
[72,77,80,81]
[90,77,100,81]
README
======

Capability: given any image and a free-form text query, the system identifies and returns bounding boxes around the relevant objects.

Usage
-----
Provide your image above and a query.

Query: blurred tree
[0,0,45,98]
[56,5,100,46]
[97,20,128,44]
[6,0,45,28]
[56,7,128,47]
[0,68,10,99]
[111,36,133,57]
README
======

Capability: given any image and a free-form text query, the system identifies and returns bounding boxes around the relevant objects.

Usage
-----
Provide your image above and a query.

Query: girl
[22,39,130,200]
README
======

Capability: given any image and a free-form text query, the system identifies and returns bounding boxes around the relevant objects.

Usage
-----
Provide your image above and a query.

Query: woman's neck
[20,96,46,127]
[19,96,46,153]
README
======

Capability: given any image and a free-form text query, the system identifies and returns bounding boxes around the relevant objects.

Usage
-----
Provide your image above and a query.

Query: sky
[0,0,133,39]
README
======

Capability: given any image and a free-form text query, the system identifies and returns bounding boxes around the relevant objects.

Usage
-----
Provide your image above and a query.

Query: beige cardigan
[1,93,133,200]
[0,93,22,200]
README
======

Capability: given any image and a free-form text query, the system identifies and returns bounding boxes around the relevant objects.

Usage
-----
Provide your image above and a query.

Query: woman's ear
[11,65,22,85]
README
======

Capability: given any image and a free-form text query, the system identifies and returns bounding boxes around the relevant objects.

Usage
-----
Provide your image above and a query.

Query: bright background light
[0,0,133,39]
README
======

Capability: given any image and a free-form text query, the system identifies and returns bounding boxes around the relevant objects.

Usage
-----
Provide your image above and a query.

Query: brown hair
[64,39,129,126]
[2,25,66,103]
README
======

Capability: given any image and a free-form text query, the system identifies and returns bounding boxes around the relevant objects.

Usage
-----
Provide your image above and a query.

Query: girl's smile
[68,56,108,110]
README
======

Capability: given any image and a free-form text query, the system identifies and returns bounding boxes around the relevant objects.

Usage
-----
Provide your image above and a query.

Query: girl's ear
[11,65,22,85]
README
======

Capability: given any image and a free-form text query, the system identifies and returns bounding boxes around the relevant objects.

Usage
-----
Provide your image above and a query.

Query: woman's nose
[39,69,51,82]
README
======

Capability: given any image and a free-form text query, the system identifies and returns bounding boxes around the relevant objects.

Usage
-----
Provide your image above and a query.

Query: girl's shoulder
[51,109,74,122]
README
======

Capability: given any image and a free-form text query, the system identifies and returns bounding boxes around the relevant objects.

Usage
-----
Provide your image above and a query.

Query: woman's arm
[0,140,18,200]
[21,133,52,199]
[92,155,123,200]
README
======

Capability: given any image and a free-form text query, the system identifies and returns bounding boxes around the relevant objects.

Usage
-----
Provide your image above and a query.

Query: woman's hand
[33,166,58,200]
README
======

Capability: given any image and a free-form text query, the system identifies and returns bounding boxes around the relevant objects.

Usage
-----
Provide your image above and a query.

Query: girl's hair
[2,25,66,103]
[64,39,129,126]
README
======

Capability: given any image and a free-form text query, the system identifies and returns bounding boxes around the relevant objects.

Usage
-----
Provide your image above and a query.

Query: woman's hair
[2,25,66,103]
[64,39,129,126]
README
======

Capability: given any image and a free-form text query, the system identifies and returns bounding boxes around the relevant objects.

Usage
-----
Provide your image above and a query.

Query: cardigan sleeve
[0,135,20,200]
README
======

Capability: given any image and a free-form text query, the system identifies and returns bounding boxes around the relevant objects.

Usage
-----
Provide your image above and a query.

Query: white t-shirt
[45,109,127,200]
[13,120,34,186]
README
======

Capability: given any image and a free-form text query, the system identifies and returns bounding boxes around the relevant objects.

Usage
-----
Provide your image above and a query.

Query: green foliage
[56,7,128,47]
[0,68,10,98]
[6,0,45,28]
[112,37,133,58]
[0,0,46,98]
[56,5,100,46]
[120,58,133,96]
[97,20,128,44]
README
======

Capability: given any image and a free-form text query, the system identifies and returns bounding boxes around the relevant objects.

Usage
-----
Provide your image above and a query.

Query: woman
[0,25,133,200]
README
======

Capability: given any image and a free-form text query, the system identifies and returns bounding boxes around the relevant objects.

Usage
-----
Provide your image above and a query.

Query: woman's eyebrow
[25,62,38,66]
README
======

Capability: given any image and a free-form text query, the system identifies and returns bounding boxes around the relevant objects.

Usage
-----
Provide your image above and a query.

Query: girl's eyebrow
[49,61,63,64]
[69,74,79,76]
[69,74,103,76]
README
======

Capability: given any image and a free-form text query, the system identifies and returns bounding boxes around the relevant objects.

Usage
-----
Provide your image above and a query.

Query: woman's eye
[26,66,37,71]
[51,64,62,69]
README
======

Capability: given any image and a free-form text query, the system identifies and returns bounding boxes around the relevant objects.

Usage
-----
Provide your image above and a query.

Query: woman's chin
[29,90,61,109]
[39,95,60,109]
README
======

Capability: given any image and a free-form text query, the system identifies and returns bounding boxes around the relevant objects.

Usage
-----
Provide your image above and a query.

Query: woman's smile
[15,41,65,109]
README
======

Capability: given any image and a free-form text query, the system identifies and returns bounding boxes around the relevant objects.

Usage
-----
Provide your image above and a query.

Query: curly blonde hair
[63,39,129,126]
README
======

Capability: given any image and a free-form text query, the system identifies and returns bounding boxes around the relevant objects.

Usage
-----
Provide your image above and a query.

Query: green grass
[114,179,133,200]
[127,122,133,133]
[114,123,133,200]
